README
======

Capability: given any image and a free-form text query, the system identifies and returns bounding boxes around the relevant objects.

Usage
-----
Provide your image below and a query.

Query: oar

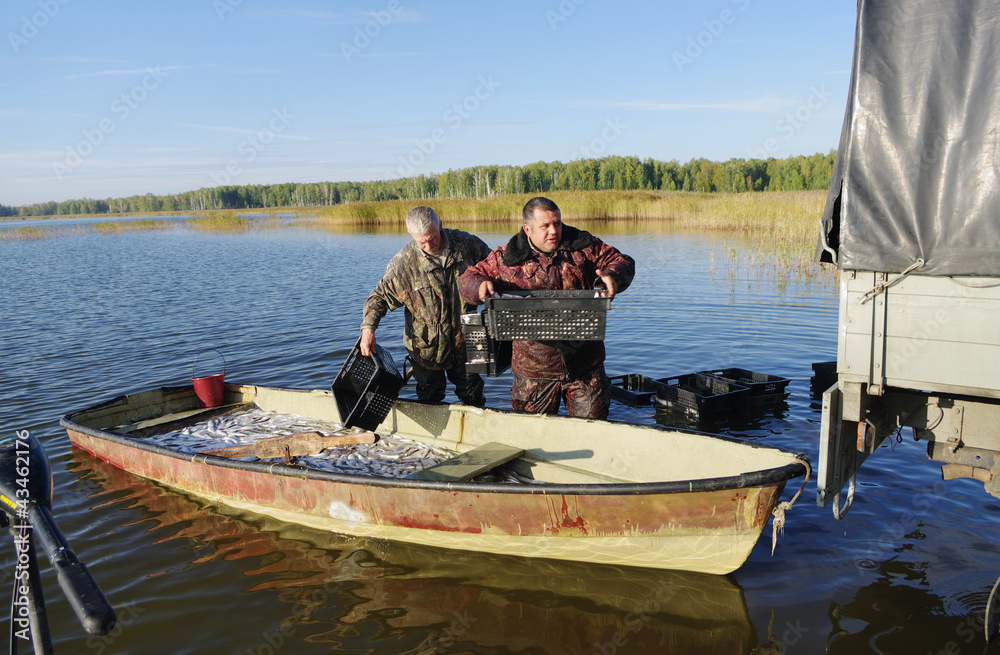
[0,433,117,647]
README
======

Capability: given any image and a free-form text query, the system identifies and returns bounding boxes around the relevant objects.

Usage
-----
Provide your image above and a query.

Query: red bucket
[192,349,227,408]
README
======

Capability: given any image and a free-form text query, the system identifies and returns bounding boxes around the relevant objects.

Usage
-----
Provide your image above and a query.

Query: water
[2,221,998,654]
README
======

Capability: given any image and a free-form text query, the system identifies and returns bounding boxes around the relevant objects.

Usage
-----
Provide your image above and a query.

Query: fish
[145,408,539,483]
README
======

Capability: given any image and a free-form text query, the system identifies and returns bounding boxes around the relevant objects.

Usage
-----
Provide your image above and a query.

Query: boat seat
[409,442,524,482]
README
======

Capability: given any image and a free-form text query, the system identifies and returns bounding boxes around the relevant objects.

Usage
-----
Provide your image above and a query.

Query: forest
[2,151,835,218]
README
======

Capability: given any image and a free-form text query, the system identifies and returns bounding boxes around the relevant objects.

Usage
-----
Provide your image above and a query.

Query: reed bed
[312,189,824,231]
[185,213,289,232]
[89,219,175,233]
[0,225,84,241]
[312,189,827,269]
[3,190,830,277]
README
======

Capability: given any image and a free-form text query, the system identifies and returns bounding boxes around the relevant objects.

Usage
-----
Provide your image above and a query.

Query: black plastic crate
[484,290,610,341]
[810,361,838,397]
[653,374,749,417]
[462,313,511,377]
[608,374,659,406]
[331,338,404,430]
[697,367,790,397]
[812,361,837,385]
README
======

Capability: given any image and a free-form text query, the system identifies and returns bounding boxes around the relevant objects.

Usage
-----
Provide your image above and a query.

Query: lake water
[2,219,998,654]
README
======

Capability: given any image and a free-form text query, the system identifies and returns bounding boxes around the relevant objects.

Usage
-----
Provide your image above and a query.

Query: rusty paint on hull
[66,428,785,574]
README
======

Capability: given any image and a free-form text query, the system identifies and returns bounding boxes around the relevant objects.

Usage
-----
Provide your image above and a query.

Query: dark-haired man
[458,197,634,419]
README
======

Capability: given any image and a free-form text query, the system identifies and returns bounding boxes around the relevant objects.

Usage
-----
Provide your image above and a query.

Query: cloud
[66,65,202,80]
[258,8,422,25]
[136,147,201,154]
[315,50,423,59]
[568,96,796,113]
[176,123,312,142]
[45,56,130,63]
[226,68,283,75]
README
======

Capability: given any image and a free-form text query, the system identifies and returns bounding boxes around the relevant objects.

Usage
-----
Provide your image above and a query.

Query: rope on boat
[771,456,811,556]
[858,259,924,304]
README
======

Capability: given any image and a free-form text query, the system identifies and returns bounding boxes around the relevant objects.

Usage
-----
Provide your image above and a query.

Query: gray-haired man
[360,206,490,406]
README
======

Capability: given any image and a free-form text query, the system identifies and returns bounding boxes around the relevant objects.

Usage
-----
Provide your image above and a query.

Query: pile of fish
[148,409,537,483]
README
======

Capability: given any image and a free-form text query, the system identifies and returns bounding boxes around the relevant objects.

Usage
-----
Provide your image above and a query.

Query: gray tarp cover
[818,0,1000,276]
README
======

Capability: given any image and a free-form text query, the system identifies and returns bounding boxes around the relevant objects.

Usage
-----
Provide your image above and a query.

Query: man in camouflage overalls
[459,197,635,419]
[361,206,491,406]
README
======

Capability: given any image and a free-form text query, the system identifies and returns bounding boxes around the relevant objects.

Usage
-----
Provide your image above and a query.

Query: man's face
[523,209,562,253]
[410,227,444,255]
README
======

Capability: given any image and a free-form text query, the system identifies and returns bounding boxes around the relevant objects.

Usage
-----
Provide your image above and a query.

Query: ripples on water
[2,220,999,654]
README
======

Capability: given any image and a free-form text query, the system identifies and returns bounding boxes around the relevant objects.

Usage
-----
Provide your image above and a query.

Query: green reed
[0,225,84,240]
[185,213,289,232]
[311,189,827,269]
[90,219,175,233]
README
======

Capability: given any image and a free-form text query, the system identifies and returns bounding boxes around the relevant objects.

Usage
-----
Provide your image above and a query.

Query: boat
[61,382,808,575]
[76,452,758,653]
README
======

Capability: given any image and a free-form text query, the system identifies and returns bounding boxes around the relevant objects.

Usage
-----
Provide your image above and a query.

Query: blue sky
[1,1,858,206]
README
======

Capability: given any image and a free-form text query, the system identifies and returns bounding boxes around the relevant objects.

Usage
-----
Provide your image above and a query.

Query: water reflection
[18,223,995,655]
[72,449,758,655]
[653,400,791,437]
[826,560,990,654]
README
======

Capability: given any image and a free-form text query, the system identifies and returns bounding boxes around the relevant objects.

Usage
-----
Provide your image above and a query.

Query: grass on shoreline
[90,218,175,233]
[310,189,824,241]
[309,189,827,269]
[1,190,828,272]
[0,225,85,241]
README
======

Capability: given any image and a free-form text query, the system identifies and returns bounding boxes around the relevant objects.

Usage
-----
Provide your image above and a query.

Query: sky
[0,1,859,206]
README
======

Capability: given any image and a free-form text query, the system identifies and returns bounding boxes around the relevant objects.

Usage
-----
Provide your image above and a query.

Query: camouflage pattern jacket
[458,225,635,380]
[362,228,490,370]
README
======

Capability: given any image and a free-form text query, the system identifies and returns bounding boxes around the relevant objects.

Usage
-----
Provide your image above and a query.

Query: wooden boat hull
[61,384,807,575]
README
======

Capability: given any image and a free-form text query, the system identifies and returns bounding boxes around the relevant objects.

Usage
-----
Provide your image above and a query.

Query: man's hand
[597,270,617,299]
[360,328,376,357]
[477,280,495,303]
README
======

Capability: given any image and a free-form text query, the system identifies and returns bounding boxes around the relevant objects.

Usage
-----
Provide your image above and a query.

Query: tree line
[2,151,835,218]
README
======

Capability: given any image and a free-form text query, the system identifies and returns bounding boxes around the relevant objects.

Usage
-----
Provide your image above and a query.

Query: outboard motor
[0,431,115,653]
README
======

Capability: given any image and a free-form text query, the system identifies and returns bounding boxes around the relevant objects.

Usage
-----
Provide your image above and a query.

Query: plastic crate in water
[697,367,790,398]
[331,338,404,430]
[810,361,838,398]
[608,374,659,406]
[484,290,610,341]
[653,374,749,417]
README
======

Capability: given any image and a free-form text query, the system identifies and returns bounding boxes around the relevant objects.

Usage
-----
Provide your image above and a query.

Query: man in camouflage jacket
[361,206,491,406]
[458,197,634,419]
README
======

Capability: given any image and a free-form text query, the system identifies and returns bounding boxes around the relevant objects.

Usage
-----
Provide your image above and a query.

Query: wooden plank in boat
[122,403,253,438]
[410,442,524,482]
[198,431,377,459]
